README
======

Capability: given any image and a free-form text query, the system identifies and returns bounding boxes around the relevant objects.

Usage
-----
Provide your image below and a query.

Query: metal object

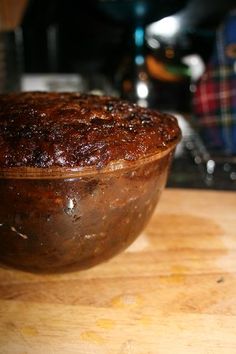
[171,114,236,190]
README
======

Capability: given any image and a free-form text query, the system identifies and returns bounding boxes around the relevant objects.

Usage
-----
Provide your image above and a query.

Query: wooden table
[0,188,236,354]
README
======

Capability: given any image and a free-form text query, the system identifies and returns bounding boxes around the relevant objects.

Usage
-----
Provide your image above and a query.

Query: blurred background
[1,0,236,190]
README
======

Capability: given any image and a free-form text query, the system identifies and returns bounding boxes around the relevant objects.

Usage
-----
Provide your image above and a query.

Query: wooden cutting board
[0,188,236,354]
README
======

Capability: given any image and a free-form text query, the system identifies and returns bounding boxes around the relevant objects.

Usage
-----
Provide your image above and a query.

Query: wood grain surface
[0,188,236,354]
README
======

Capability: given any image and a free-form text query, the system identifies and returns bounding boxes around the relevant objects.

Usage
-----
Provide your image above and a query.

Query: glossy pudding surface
[0,92,181,272]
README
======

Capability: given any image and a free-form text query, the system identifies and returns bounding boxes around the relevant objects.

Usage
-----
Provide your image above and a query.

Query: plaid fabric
[193,11,236,155]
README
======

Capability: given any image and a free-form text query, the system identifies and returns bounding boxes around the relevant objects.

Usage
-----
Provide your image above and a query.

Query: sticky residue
[96,318,115,330]
[111,294,143,308]
[20,326,38,337]
[80,331,105,345]
[160,265,188,284]
[138,315,152,326]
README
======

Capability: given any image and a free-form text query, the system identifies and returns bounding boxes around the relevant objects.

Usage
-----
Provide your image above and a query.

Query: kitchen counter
[0,188,236,354]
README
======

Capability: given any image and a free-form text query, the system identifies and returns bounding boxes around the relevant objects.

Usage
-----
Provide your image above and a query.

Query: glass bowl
[0,137,179,273]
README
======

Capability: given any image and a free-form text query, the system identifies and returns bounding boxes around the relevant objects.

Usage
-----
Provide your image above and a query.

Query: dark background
[22,0,236,76]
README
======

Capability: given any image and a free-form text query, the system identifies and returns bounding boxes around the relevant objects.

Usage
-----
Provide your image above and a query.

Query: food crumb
[216,277,224,283]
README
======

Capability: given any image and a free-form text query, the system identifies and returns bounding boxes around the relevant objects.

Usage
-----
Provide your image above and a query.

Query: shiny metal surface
[169,114,236,190]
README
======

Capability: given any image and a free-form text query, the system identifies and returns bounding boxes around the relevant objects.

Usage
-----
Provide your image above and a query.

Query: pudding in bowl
[0,92,181,272]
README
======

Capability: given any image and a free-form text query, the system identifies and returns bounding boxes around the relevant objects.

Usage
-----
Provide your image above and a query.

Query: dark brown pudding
[0,92,180,169]
[0,92,181,273]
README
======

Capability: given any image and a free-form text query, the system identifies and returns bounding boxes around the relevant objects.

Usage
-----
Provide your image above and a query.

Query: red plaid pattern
[193,11,236,154]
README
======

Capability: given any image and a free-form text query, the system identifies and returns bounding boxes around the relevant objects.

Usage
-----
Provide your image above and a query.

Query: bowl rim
[0,136,180,179]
